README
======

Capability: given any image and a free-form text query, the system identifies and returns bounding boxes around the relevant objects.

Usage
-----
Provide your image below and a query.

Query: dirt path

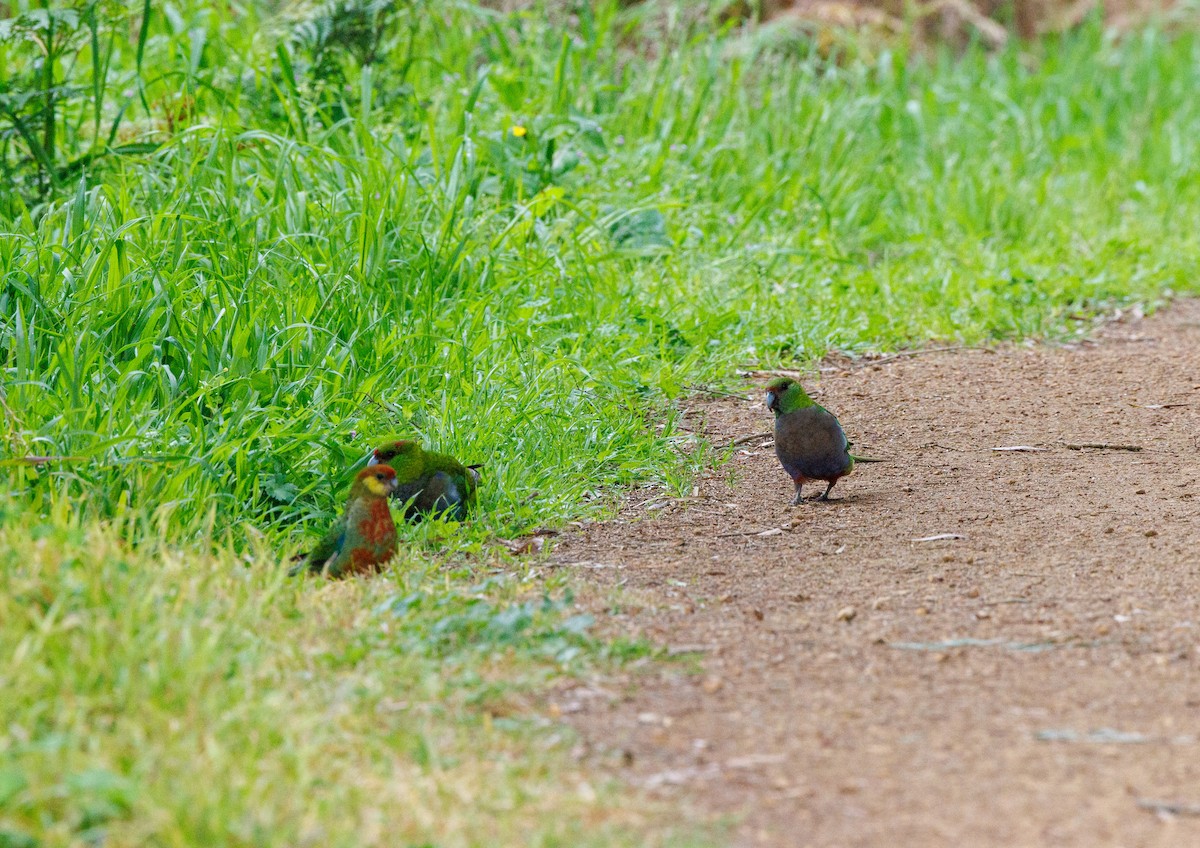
[552,302,1200,847]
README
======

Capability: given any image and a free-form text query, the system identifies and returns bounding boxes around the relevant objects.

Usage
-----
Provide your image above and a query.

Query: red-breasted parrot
[290,465,400,578]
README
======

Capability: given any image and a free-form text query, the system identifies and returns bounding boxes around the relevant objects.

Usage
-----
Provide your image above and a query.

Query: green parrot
[289,464,400,578]
[367,439,479,521]
[764,376,885,504]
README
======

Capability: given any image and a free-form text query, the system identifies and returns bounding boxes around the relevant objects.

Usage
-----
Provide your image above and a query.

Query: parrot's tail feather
[850,455,889,463]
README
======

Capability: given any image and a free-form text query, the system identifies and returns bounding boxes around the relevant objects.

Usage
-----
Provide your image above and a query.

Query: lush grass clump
[3,2,1199,535]
[3,0,1200,842]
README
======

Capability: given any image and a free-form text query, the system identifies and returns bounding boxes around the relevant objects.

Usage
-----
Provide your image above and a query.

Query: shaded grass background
[2,0,1200,843]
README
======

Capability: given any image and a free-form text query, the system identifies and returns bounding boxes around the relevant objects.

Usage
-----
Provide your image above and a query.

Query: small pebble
[836,606,857,622]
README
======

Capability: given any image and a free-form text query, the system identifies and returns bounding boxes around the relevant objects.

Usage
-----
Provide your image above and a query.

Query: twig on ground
[1065,442,1143,452]
[736,368,807,379]
[1137,799,1200,817]
[738,346,992,377]
[993,446,1048,452]
[728,432,773,448]
[859,345,994,367]
[891,637,1099,653]
[544,560,623,570]
[717,526,790,538]
[1036,728,1156,744]
[911,533,965,542]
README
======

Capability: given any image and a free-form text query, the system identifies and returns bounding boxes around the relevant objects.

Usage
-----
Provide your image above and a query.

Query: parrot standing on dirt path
[367,439,479,521]
[764,376,885,505]
[289,465,400,578]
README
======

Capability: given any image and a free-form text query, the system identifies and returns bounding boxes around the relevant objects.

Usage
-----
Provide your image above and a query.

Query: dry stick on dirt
[1065,442,1144,452]
[737,367,807,379]
[1137,799,1200,817]
[738,346,995,378]
[858,345,996,367]
[729,432,773,448]
[716,527,789,538]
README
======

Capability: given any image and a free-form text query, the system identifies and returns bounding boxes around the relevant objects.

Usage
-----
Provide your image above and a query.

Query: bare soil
[552,301,1200,847]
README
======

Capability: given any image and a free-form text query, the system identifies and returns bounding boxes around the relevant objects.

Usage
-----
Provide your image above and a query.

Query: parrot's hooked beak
[765,391,777,411]
[366,453,379,467]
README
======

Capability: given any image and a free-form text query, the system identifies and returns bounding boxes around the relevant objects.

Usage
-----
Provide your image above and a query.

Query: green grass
[3,0,1200,843]
[0,504,701,847]
[4,3,1199,535]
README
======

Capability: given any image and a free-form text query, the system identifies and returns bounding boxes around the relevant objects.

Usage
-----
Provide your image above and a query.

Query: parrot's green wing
[430,452,478,513]
[288,513,347,576]
[386,451,479,522]
[429,453,477,500]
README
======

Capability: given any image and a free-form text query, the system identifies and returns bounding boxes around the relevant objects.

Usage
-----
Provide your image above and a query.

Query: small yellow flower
[510,125,527,138]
